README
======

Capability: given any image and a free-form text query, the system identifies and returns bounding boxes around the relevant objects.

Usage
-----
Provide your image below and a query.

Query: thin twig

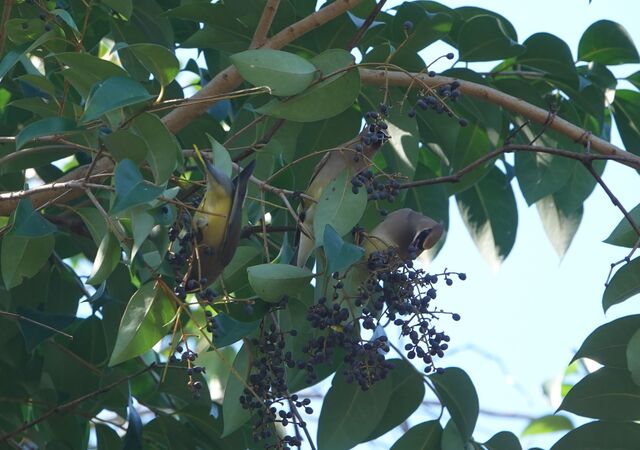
[346,0,387,50]
[250,0,281,49]
[0,310,73,339]
[0,363,156,443]
[0,0,14,56]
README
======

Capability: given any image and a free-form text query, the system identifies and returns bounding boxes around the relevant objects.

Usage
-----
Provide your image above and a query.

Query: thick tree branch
[250,0,281,49]
[359,68,640,167]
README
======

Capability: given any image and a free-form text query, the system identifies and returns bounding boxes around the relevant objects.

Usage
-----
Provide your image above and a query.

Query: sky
[337,0,640,448]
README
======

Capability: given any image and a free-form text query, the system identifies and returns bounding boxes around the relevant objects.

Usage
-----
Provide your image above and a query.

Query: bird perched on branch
[296,122,390,266]
[191,147,255,287]
[362,208,444,261]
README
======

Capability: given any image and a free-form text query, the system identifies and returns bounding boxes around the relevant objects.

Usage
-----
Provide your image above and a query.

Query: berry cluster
[170,344,206,399]
[351,169,401,213]
[239,320,311,448]
[408,76,468,127]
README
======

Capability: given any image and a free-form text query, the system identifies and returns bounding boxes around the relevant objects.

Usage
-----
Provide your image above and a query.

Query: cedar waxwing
[296,123,389,266]
[362,208,444,261]
[191,148,256,286]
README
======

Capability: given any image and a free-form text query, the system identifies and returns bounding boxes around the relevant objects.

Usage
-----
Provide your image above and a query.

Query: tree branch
[0,363,156,443]
[250,0,281,49]
[346,0,387,50]
[359,68,640,167]
[0,0,13,56]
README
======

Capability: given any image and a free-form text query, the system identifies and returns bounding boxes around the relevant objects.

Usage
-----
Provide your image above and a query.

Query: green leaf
[212,313,260,348]
[96,424,122,449]
[54,52,128,97]
[130,208,155,260]
[447,124,493,195]
[1,199,56,289]
[604,203,640,247]
[603,257,640,312]
[390,420,442,450]
[459,15,525,62]
[391,3,453,53]
[522,415,574,436]
[429,367,479,441]
[111,159,165,215]
[214,245,262,292]
[16,306,74,351]
[116,43,180,86]
[572,314,640,368]
[130,113,179,184]
[256,49,360,122]
[366,359,426,441]
[222,343,252,437]
[536,194,582,258]
[16,117,78,150]
[612,90,640,157]
[123,385,143,450]
[313,170,368,248]
[207,134,233,178]
[628,71,640,90]
[317,368,393,450]
[323,224,364,275]
[81,77,154,123]
[108,281,175,366]
[247,264,313,303]
[102,129,147,164]
[86,232,121,286]
[516,33,579,89]
[0,31,54,81]
[559,367,640,420]
[550,421,640,450]
[75,207,108,246]
[102,0,133,19]
[483,431,522,450]
[230,49,317,96]
[456,167,517,268]
[578,20,639,65]
[9,198,57,237]
[626,329,640,386]
[441,419,468,450]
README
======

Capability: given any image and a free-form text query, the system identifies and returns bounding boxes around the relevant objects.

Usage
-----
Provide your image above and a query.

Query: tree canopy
[0,1,639,449]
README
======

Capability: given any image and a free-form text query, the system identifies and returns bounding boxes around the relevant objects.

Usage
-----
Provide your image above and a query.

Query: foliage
[0,1,639,449]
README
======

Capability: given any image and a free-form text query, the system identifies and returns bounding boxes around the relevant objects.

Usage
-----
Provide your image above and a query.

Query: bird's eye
[412,228,432,249]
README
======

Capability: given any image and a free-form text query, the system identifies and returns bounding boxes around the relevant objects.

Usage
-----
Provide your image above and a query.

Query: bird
[362,208,444,261]
[190,147,255,288]
[296,122,389,267]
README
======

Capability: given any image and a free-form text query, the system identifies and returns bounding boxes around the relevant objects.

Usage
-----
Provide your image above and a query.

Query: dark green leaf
[75,207,108,246]
[130,113,179,184]
[390,420,442,450]
[102,129,147,164]
[456,167,517,268]
[0,31,54,81]
[317,368,393,450]
[447,124,493,195]
[572,314,640,368]
[9,198,57,237]
[16,306,74,351]
[604,203,640,248]
[117,43,179,86]
[86,231,121,286]
[578,20,639,65]
[459,15,525,62]
[367,359,426,441]
[391,3,452,53]
[109,281,175,366]
[102,0,133,19]
[559,367,640,420]
[603,257,640,312]
[123,385,143,450]
[111,159,165,215]
[550,421,640,450]
[536,194,583,258]
[429,367,479,441]
[441,419,468,450]
[214,246,262,293]
[222,343,252,437]
[628,71,640,90]
[81,77,154,123]
[522,415,574,436]
[516,33,579,89]
[323,224,364,275]
[626,329,640,386]
[612,90,640,157]
[16,118,78,150]
[96,423,122,449]
[313,170,368,248]
[213,313,260,348]
[483,431,522,450]
[54,52,128,97]
[230,49,317,96]
[247,264,313,303]
[256,49,360,122]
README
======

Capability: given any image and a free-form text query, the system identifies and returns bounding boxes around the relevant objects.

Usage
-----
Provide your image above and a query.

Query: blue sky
[344,1,640,448]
